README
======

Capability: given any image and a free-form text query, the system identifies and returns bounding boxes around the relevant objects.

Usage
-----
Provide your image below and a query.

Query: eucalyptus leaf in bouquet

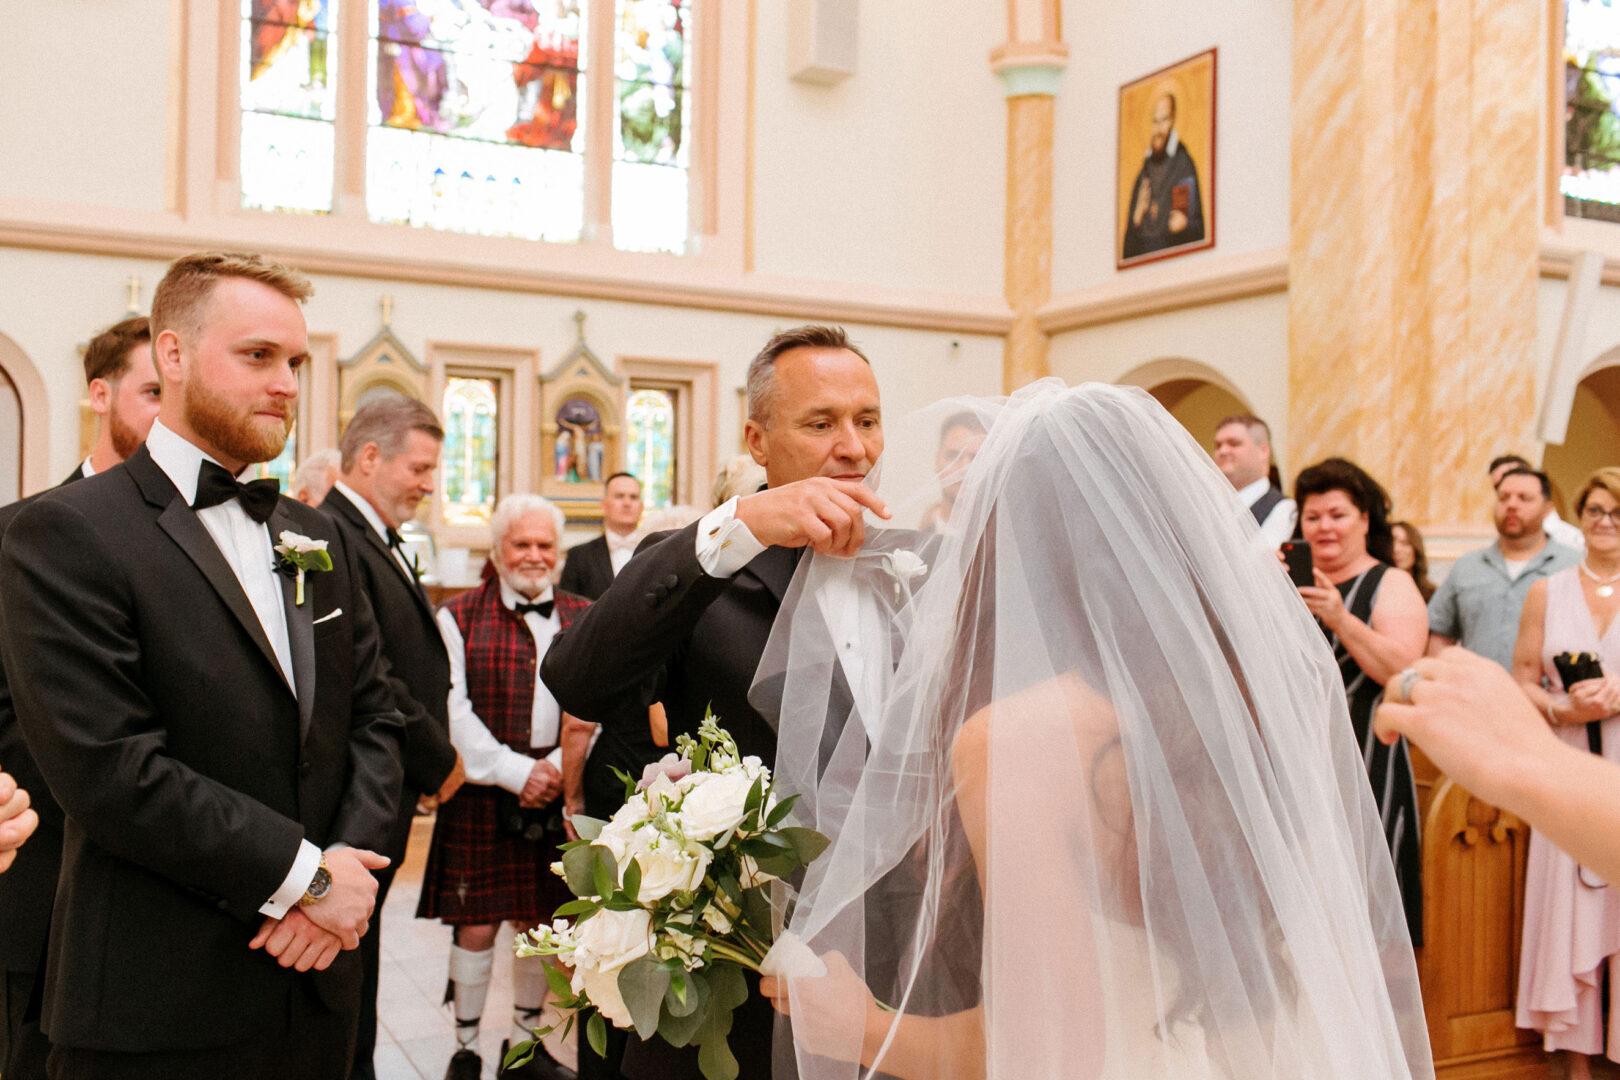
[506,711,829,1080]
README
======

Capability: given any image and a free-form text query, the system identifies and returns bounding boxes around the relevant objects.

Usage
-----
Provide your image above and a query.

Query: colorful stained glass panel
[626,387,675,509]
[442,376,500,527]
[1566,0,1620,219]
[241,0,339,213]
[253,425,299,491]
[613,0,689,251]
[367,0,586,241]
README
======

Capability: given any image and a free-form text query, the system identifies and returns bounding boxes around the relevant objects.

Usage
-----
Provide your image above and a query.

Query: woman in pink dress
[1514,466,1620,1080]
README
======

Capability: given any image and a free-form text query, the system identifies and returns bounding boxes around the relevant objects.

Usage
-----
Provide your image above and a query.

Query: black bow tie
[513,600,554,619]
[193,461,279,524]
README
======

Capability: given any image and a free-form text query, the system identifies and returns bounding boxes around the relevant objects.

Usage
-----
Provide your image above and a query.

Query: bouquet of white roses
[506,712,828,1080]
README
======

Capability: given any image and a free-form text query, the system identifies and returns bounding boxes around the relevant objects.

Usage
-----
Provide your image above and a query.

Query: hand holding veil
[756,381,1433,1079]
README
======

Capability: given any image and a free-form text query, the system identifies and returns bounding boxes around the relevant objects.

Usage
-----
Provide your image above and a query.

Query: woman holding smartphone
[1512,466,1620,1080]
[1292,458,1429,945]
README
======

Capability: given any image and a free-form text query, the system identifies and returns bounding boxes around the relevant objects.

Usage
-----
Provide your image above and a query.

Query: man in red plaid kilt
[418,494,587,1080]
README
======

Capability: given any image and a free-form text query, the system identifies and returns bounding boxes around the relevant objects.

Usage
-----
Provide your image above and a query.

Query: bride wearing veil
[754,381,1433,1079]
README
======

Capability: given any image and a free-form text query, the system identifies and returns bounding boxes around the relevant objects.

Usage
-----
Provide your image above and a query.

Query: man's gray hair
[490,493,566,551]
[291,448,341,497]
[340,395,444,472]
[745,325,869,426]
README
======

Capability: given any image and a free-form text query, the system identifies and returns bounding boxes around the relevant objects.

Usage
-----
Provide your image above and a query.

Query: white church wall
[1049,0,1293,295]
[0,247,1004,488]
[0,3,172,214]
[749,0,1007,298]
[1046,290,1291,467]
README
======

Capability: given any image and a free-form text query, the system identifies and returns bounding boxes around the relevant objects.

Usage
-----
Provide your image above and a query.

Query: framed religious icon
[1116,48,1217,269]
[539,316,625,522]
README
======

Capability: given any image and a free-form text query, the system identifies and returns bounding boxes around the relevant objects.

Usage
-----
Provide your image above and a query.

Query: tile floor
[371,815,577,1080]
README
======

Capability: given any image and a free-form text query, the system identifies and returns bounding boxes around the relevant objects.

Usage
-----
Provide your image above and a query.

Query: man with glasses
[1429,467,1579,668]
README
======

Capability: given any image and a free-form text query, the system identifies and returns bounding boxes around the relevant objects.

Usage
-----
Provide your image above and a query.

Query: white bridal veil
[755,381,1432,1080]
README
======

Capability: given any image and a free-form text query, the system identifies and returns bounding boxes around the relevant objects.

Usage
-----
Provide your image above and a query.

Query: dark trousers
[47,981,356,1080]
[350,860,399,1079]
[3,965,49,1080]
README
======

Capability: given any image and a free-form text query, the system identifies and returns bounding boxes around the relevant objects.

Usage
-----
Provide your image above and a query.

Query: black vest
[1249,486,1285,526]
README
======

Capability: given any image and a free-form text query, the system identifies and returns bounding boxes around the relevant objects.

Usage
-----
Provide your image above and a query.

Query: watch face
[309,866,333,900]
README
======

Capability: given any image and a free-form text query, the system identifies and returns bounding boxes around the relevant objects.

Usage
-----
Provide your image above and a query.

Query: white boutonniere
[274,531,333,606]
[882,549,929,604]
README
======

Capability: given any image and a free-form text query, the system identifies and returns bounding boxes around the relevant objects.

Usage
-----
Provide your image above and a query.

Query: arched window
[0,365,19,506]
[626,386,675,508]
[442,375,500,526]
[237,0,698,252]
[240,0,339,213]
[1566,0,1620,220]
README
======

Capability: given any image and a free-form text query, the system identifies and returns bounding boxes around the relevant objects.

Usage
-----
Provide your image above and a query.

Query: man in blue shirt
[1429,468,1579,668]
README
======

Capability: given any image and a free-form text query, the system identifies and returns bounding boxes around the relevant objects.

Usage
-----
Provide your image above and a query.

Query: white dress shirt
[694,497,883,718]
[1237,476,1299,550]
[605,528,638,575]
[332,479,417,579]
[145,420,321,919]
[436,580,565,795]
[79,456,96,478]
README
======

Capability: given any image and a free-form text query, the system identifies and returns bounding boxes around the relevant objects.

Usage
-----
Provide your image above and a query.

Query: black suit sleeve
[329,534,410,853]
[542,521,730,720]
[0,497,305,922]
[389,650,457,795]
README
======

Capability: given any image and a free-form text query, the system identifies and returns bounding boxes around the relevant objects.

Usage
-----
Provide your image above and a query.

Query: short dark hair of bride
[745,325,870,426]
[1293,456,1396,565]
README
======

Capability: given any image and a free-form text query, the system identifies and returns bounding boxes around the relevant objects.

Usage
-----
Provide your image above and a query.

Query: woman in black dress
[1294,459,1431,944]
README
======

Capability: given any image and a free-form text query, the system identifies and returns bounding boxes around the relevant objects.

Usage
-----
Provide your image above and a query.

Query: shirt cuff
[259,839,322,919]
[544,746,564,769]
[495,751,537,795]
[696,498,767,578]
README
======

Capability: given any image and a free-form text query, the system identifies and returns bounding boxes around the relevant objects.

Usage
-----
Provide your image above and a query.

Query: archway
[0,331,51,498]
[1544,363,1620,518]
[1115,358,1255,456]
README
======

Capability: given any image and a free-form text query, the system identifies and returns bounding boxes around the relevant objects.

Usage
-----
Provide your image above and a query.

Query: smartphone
[1281,540,1314,589]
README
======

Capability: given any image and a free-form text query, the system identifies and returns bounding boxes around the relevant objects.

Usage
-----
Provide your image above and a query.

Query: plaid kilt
[415,783,575,927]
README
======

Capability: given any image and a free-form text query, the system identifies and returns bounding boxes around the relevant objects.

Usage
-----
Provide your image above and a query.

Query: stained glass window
[626,387,675,508]
[1567,0,1620,220]
[241,0,339,213]
[442,376,500,526]
[612,0,691,253]
[367,0,587,242]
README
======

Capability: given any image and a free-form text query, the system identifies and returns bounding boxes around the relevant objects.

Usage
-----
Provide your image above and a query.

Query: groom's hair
[151,251,313,344]
[746,325,869,426]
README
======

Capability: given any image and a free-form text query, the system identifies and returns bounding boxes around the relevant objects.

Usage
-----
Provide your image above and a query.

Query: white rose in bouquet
[674,772,758,841]
[570,907,653,1027]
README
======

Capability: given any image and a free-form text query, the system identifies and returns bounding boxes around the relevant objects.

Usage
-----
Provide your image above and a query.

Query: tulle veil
[753,380,1433,1079]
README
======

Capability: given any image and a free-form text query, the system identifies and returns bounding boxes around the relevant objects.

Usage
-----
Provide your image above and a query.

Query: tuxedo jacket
[0,464,88,975]
[319,487,457,865]
[0,446,405,1053]
[557,534,617,601]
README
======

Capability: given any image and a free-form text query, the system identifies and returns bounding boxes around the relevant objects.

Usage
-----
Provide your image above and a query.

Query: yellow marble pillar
[992,13,1067,395]
[1288,0,1542,526]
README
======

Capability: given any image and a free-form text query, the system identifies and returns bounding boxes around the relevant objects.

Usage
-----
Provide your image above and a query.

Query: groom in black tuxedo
[543,325,888,1080]
[0,252,405,1080]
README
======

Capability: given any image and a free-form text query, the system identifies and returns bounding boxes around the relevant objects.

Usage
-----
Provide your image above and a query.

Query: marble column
[1288,0,1543,526]
[993,30,1068,395]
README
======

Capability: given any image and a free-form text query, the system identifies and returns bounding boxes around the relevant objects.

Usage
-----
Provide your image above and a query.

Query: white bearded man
[417,494,589,1080]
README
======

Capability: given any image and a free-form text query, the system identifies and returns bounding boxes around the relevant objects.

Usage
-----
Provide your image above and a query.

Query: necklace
[1580,560,1620,598]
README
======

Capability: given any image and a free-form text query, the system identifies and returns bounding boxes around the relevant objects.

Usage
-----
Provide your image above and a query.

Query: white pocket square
[312,608,343,626]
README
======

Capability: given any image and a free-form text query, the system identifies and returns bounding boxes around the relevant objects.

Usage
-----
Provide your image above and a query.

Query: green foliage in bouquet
[506,711,829,1080]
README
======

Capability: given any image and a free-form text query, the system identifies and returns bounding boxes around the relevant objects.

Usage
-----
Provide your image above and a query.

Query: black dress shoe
[444,1047,483,1080]
[499,1036,579,1080]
